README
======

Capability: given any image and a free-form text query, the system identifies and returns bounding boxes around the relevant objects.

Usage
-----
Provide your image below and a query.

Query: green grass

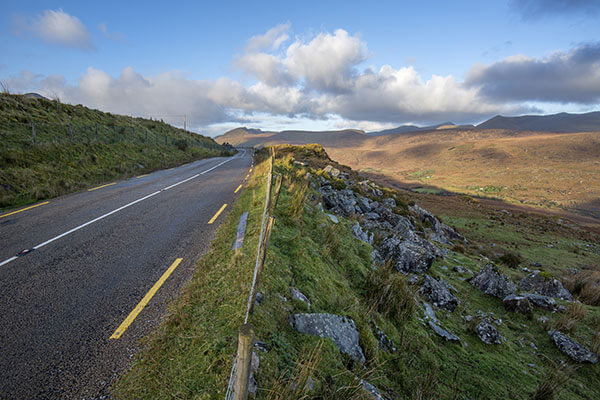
[113,152,270,399]
[115,145,600,399]
[0,93,231,209]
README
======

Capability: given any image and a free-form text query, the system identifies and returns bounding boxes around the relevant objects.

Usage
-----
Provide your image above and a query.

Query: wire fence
[0,121,224,152]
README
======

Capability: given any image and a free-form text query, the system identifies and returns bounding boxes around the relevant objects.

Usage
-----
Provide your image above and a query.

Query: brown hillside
[217,127,600,218]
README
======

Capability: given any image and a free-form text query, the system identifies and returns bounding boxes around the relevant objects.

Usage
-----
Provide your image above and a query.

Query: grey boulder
[520,293,557,311]
[519,272,573,301]
[379,234,440,274]
[290,313,365,364]
[503,295,533,315]
[420,275,460,312]
[475,320,503,344]
[468,264,517,299]
[428,321,460,341]
[351,221,373,245]
[548,330,598,363]
[290,287,311,308]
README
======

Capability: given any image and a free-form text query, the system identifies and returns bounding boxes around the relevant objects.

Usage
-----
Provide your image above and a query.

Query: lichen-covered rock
[410,204,467,245]
[475,320,503,344]
[420,275,460,312]
[503,295,533,315]
[548,330,598,363]
[519,272,573,301]
[468,264,517,299]
[289,313,365,364]
[360,379,389,400]
[323,165,341,177]
[351,221,373,244]
[428,321,460,341]
[520,293,557,311]
[371,322,396,352]
[379,234,440,274]
[290,287,311,308]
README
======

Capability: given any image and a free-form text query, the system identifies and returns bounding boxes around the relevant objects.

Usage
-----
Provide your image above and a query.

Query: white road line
[0,151,246,267]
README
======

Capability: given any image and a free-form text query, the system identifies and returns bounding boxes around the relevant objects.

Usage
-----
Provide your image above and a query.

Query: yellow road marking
[136,174,149,178]
[0,201,49,219]
[249,168,253,173]
[208,203,227,224]
[110,258,183,339]
[88,182,116,191]
[234,184,242,193]
[245,174,250,180]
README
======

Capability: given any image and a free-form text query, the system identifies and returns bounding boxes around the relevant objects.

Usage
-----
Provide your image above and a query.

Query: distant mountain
[369,122,474,136]
[23,92,48,100]
[215,127,366,147]
[477,111,600,133]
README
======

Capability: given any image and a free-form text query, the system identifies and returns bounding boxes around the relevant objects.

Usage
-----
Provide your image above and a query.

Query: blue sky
[2,0,600,135]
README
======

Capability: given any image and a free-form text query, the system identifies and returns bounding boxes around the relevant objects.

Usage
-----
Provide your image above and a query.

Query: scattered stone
[365,212,380,220]
[420,275,460,312]
[351,221,373,244]
[356,196,372,213]
[519,272,573,301]
[290,287,311,308]
[371,322,396,352]
[360,379,389,400]
[520,293,557,311]
[537,316,549,325]
[428,321,460,341]
[326,214,339,224]
[422,302,438,323]
[503,295,533,315]
[440,265,448,270]
[407,274,420,285]
[410,204,467,245]
[290,377,315,393]
[475,320,503,344]
[254,292,264,306]
[370,249,382,264]
[548,330,598,364]
[289,313,365,364]
[323,165,341,177]
[254,341,268,352]
[317,202,324,212]
[453,265,472,274]
[530,262,542,268]
[468,264,517,299]
[383,198,396,208]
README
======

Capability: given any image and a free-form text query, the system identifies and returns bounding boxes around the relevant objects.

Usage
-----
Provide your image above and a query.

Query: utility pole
[184,114,187,131]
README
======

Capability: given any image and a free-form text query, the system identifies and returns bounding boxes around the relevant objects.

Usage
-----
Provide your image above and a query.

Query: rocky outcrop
[371,322,396,352]
[468,264,517,299]
[289,313,365,364]
[410,204,467,245]
[475,320,503,344]
[420,275,460,312]
[548,330,598,364]
[519,272,573,301]
[520,293,557,311]
[352,221,373,245]
[503,295,533,315]
[379,234,440,274]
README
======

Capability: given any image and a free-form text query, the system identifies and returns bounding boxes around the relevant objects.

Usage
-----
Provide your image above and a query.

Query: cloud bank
[5,22,600,134]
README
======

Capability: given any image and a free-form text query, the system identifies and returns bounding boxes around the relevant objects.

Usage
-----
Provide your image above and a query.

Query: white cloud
[15,9,94,50]
[9,24,582,135]
[245,23,290,52]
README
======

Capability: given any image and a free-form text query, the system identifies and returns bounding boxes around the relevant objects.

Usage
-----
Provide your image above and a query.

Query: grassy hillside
[216,126,600,219]
[114,144,599,399]
[0,93,231,209]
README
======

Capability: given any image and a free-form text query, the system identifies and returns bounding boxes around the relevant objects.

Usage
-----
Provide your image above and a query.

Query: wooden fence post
[233,324,254,400]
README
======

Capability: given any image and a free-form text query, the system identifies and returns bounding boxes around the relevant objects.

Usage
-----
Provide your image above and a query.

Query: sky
[1,0,600,136]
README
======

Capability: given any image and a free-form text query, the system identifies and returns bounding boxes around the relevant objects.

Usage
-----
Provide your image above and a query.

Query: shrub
[175,139,188,151]
[496,252,523,268]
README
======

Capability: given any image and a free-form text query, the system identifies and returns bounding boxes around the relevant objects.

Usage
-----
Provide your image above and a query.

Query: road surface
[0,149,252,398]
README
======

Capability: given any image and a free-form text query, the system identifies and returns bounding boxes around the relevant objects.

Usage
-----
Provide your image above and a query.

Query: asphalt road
[0,149,252,398]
